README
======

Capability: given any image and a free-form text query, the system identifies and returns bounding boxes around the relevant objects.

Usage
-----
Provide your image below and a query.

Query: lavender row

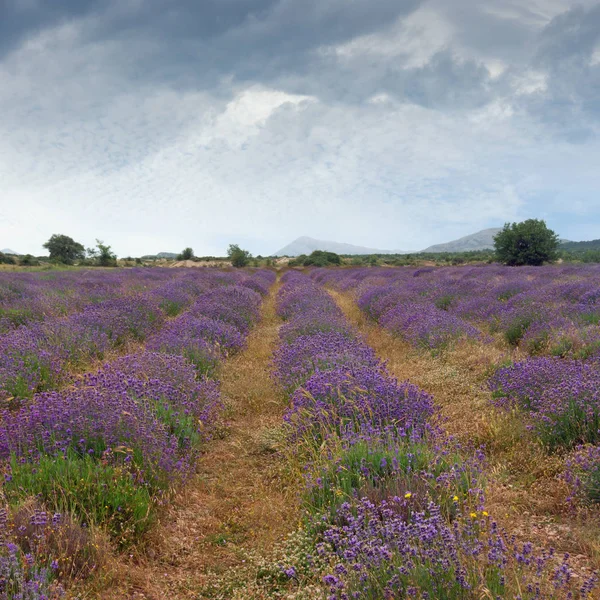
[0,269,270,400]
[314,264,600,355]
[489,356,600,507]
[0,268,200,333]
[313,266,600,507]
[272,272,595,599]
[0,269,275,598]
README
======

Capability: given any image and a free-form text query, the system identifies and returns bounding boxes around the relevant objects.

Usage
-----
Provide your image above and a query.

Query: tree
[178,247,194,260]
[302,250,342,267]
[87,240,117,267]
[0,252,15,265]
[20,254,39,266]
[227,244,252,268]
[494,219,559,266]
[43,234,85,264]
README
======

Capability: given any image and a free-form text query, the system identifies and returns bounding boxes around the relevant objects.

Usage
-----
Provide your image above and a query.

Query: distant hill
[273,236,407,257]
[560,239,600,252]
[420,228,502,253]
[141,252,178,259]
[1,248,20,255]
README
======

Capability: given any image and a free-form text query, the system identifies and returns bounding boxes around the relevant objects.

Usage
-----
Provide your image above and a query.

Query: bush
[289,251,342,267]
[227,244,252,268]
[0,252,16,265]
[20,254,40,266]
[86,240,117,267]
[303,251,341,267]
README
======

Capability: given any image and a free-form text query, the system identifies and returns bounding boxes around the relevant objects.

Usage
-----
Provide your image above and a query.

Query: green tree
[177,247,194,260]
[303,250,342,267]
[43,234,85,264]
[87,240,117,267]
[0,252,16,265]
[227,244,252,268]
[20,254,39,266]
[494,219,559,266]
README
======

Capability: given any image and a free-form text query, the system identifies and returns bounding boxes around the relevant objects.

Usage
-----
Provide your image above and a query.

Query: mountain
[273,236,408,257]
[0,248,20,255]
[141,252,178,259]
[420,228,502,253]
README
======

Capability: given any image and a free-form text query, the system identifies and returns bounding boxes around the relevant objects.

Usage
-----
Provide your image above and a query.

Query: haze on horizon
[1,0,599,257]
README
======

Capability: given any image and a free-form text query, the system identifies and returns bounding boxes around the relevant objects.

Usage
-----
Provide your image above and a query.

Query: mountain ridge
[420,228,502,253]
[273,236,408,256]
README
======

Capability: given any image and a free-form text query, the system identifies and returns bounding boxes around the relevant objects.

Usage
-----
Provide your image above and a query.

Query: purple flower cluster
[319,497,597,600]
[490,357,600,451]
[274,271,435,441]
[0,507,73,599]
[0,269,270,473]
[0,540,64,599]
[0,352,221,484]
[315,264,600,355]
[147,280,267,374]
[274,271,594,598]
[0,268,274,585]
[379,301,483,350]
[0,269,272,400]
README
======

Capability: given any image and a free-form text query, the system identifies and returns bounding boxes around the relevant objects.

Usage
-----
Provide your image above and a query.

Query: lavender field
[2,265,600,599]
[0,267,275,597]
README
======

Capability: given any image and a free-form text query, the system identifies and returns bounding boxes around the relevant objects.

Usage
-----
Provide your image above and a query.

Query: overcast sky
[1,0,599,256]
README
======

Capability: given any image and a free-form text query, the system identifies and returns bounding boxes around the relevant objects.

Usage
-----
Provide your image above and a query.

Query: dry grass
[329,289,600,576]
[79,278,299,599]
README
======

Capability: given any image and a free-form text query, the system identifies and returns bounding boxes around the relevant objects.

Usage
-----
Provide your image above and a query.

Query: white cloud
[1,0,600,256]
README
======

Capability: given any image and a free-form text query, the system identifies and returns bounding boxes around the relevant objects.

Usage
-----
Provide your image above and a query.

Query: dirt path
[90,277,297,599]
[327,289,499,444]
[327,288,600,575]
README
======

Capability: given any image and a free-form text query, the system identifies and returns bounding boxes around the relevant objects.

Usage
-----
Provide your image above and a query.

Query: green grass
[301,435,479,524]
[5,452,155,546]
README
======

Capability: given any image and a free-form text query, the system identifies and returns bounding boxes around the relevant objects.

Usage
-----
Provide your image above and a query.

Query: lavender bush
[267,271,596,599]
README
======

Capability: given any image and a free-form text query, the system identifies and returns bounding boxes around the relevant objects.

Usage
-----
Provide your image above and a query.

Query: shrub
[227,244,252,268]
[0,252,16,265]
[177,247,194,260]
[302,251,341,267]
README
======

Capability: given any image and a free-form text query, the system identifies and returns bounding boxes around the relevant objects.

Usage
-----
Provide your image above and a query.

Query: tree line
[43,234,117,266]
[1,221,577,269]
[30,235,256,268]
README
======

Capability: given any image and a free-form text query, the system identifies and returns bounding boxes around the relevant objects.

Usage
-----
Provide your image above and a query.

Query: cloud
[1,0,600,256]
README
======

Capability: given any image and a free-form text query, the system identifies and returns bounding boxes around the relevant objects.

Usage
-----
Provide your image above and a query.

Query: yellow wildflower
[404,492,412,499]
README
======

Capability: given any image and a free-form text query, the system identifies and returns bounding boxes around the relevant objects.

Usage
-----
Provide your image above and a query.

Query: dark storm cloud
[0,0,423,87]
[398,51,492,109]
[0,0,106,56]
[536,4,600,64]
[257,41,495,109]
[516,4,600,137]
[434,1,538,62]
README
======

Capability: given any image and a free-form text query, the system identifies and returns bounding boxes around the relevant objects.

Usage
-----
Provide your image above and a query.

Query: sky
[1,0,600,257]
